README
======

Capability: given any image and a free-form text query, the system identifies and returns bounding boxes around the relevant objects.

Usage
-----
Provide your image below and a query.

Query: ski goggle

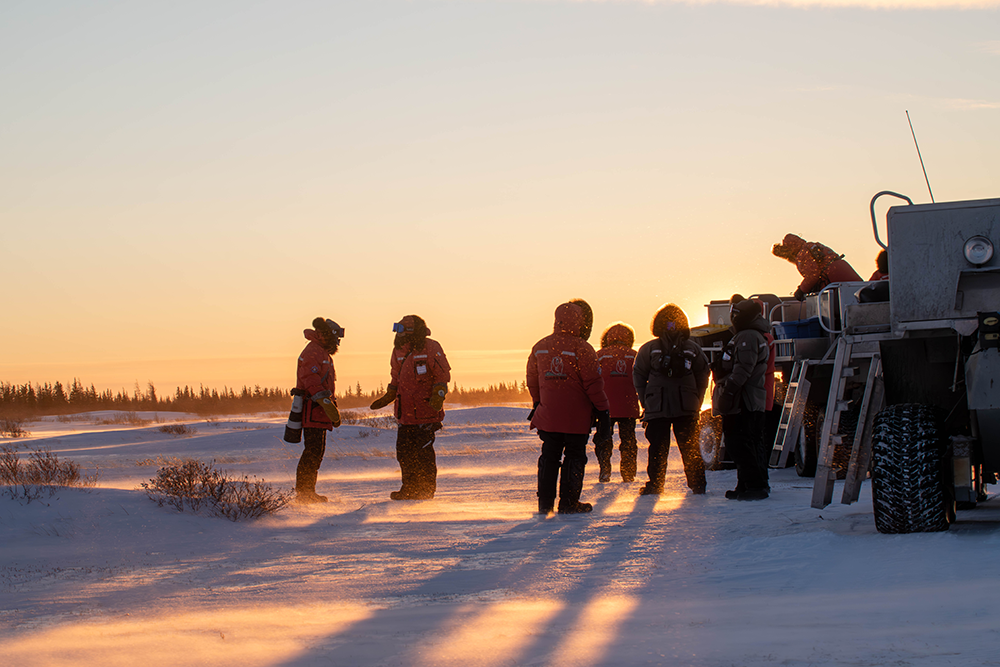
[325,320,345,339]
[393,322,412,333]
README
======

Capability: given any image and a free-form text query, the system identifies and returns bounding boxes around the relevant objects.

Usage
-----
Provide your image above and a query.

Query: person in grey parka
[632,304,710,496]
[712,297,771,500]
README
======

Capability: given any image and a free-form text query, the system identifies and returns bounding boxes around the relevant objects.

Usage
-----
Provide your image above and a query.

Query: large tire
[697,409,724,471]
[870,403,951,534]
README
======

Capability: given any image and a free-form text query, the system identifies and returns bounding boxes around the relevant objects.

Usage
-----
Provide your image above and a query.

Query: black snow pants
[296,427,327,493]
[537,430,589,509]
[722,410,768,492]
[395,423,439,499]
[643,415,705,493]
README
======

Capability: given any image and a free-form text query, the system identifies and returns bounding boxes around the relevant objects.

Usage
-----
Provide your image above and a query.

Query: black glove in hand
[527,401,539,421]
[595,409,612,444]
[793,288,805,302]
[370,384,397,410]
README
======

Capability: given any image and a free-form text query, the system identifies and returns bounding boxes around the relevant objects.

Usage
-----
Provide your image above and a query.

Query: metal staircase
[811,337,884,508]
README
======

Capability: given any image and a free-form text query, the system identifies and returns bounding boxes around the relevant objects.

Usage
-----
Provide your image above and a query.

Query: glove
[370,384,397,410]
[527,401,539,421]
[595,409,612,444]
[428,382,447,411]
[793,288,805,302]
[319,397,341,427]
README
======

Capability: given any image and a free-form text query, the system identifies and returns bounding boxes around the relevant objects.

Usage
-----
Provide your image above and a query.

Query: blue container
[773,317,825,339]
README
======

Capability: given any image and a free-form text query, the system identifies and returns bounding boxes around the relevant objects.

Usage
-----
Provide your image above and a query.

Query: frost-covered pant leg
[616,418,638,482]
[593,431,613,479]
[396,424,438,499]
[642,418,672,491]
[672,414,706,492]
[296,428,327,493]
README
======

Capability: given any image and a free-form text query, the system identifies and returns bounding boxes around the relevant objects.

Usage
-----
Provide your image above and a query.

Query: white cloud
[944,97,1000,110]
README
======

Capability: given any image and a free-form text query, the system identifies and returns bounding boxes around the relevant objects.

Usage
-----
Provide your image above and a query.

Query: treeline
[334,380,530,409]
[0,379,291,418]
[1,378,532,419]
[448,381,530,406]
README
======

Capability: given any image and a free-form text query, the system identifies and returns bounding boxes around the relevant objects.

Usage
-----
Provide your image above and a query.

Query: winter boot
[296,490,328,504]
[639,482,662,496]
[725,482,747,500]
[557,500,593,514]
[537,497,555,515]
[737,488,769,501]
[598,463,612,484]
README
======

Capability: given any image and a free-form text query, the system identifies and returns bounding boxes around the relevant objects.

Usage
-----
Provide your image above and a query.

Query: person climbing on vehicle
[594,322,640,483]
[369,315,451,501]
[772,234,862,301]
[632,304,710,496]
[712,298,771,500]
[292,317,344,503]
[870,249,889,280]
[527,302,611,515]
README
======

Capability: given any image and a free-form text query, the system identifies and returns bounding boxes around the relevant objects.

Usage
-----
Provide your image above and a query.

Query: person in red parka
[772,234,862,300]
[527,302,612,515]
[594,322,640,483]
[293,317,344,503]
[370,315,451,500]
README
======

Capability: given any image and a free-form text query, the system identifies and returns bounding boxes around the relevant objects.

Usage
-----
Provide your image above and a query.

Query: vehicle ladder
[769,360,812,468]
[811,337,884,508]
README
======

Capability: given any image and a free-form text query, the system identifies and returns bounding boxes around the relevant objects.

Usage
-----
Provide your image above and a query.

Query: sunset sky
[2,0,999,396]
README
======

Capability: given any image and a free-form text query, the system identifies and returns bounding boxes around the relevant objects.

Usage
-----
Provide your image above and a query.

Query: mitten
[428,383,447,411]
[370,384,397,410]
[319,397,341,427]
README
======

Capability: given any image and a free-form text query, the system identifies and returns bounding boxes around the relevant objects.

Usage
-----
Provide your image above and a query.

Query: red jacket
[596,345,640,419]
[781,234,862,294]
[390,338,451,425]
[527,303,610,435]
[296,329,337,430]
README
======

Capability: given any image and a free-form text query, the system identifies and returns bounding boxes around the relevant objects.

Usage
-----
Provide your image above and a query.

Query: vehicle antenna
[906,110,935,203]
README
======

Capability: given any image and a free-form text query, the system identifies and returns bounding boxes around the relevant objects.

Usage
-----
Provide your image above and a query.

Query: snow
[3,407,1000,667]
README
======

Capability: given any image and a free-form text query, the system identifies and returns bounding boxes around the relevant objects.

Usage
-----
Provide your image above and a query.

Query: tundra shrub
[141,459,292,521]
[1,418,29,438]
[158,423,195,435]
[0,445,98,502]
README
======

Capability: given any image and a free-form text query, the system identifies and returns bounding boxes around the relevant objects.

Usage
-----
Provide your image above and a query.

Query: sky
[2,0,999,396]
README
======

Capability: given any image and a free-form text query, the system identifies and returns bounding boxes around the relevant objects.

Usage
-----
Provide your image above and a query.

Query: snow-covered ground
[3,406,1000,667]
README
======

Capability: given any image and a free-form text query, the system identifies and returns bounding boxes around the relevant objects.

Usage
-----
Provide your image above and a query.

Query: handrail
[817,283,841,334]
[869,190,913,250]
